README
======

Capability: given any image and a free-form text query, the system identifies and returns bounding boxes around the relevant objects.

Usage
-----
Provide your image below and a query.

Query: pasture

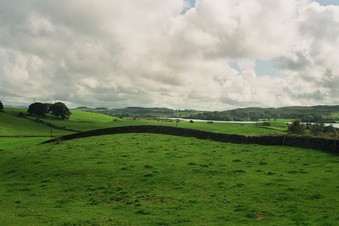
[42,109,288,135]
[0,134,338,225]
[1,108,288,150]
[0,108,338,225]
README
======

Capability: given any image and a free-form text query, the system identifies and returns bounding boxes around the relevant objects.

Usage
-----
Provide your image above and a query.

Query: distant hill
[187,105,339,122]
[81,105,339,122]
[82,107,199,118]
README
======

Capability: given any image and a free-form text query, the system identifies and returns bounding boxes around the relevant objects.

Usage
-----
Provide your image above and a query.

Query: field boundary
[41,125,338,154]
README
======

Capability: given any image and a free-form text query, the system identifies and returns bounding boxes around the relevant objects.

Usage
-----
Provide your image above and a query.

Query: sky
[0,0,339,110]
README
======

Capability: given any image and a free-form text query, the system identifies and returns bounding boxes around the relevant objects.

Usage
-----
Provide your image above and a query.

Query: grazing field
[0,110,71,149]
[0,134,338,225]
[0,112,69,137]
[2,108,288,135]
[0,137,48,150]
[1,109,287,149]
[330,112,339,121]
[41,109,117,131]
[44,110,288,135]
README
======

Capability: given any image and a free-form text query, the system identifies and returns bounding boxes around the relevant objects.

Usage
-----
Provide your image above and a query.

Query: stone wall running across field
[41,125,338,154]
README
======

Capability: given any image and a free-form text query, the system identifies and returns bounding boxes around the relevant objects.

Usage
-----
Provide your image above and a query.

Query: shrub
[288,120,306,134]
[324,125,336,134]
[310,123,324,136]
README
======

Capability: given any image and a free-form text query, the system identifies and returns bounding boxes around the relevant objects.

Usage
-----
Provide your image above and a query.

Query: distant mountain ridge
[80,105,339,122]
[187,105,339,122]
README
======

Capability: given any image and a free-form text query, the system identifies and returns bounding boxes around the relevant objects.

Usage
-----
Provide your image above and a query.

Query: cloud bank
[0,0,338,110]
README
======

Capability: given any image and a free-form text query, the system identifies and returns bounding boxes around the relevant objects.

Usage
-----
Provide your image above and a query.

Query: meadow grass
[31,109,116,132]
[330,112,339,120]
[0,137,49,149]
[0,112,68,137]
[2,108,287,136]
[0,134,338,225]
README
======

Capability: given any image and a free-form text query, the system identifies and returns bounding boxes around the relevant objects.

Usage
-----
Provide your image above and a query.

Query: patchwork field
[0,134,338,225]
[0,109,287,149]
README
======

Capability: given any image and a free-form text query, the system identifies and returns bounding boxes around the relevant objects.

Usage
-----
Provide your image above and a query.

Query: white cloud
[0,0,338,110]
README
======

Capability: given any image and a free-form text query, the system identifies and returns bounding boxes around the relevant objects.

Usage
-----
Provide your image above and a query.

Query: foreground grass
[0,134,338,225]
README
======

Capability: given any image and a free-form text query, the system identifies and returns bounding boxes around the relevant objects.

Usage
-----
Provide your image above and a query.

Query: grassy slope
[0,110,71,149]
[0,108,287,150]
[2,108,288,136]
[107,119,287,136]
[0,112,68,137]
[42,109,116,131]
[38,109,288,135]
[330,112,339,121]
[0,134,338,225]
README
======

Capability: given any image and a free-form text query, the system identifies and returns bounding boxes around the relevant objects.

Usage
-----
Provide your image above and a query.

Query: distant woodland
[187,105,339,122]
[80,105,339,122]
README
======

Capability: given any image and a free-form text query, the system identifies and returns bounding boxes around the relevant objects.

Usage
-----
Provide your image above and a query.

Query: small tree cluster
[288,120,306,134]
[27,102,49,117]
[27,101,71,119]
[0,101,4,112]
[288,120,337,136]
[309,122,324,136]
[50,102,71,119]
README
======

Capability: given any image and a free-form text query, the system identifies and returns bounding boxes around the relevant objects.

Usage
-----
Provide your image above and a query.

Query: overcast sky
[0,0,338,110]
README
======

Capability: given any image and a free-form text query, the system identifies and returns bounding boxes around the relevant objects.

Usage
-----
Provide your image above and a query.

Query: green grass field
[330,112,339,121]
[41,109,117,131]
[0,109,287,135]
[42,109,288,135]
[0,110,72,149]
[0,134,338,225]
[0,112,68,137]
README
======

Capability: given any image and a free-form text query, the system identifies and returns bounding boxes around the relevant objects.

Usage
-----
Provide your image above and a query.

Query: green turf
[0,137,49,149]
[0,112,68,137]
[31,108,288,135]
[0,134,337,225]
[330,112,339,119]
[41,109,117,131]
[2,108,288,136]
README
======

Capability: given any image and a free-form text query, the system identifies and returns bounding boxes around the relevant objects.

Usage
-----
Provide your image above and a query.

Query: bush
[310,123,324,136]
[288,120,306,134]
[324,125,337,134]
[18,112,25,117]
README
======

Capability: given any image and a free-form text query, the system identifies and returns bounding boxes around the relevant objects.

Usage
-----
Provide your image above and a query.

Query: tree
[324,124,337,134]
[0,101,3,112]
[27,102,49,117]
[49,102,71,119]
[288,120,306,134]
[310,123,324,136]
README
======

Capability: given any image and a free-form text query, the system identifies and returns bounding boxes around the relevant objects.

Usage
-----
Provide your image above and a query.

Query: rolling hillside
[0,134,338,225]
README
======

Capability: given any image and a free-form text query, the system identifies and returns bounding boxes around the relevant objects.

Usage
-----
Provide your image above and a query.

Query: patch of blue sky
[228,59,279,77]
[255,59,280,77]
[228,61,241,74]
[182,0,196,14]
[315,0,339,6]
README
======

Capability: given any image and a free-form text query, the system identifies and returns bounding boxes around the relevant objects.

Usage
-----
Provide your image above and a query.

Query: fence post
[306,137,309,147]
[334,140,337,153]
[282,135,287,146]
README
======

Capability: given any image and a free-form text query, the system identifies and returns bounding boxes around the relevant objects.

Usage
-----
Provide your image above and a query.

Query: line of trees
[187,106,338,122]
[288,120,337,136]
[28,102,71,119]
